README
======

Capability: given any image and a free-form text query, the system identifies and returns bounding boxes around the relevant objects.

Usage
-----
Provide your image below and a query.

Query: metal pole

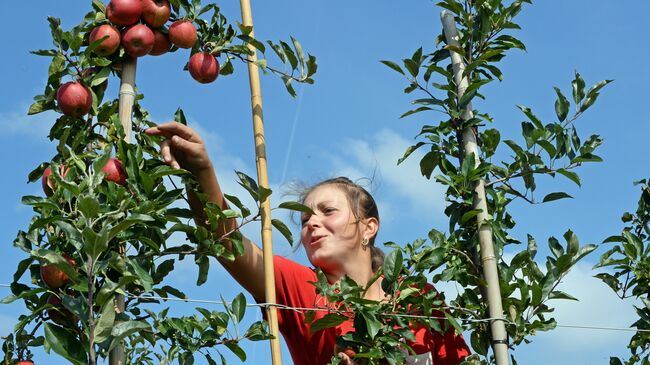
[440,10,510,365]
[109,56,137,365]
[238,2,284,365]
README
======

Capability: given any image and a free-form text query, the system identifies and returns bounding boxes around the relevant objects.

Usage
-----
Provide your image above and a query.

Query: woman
[145,122,469,365]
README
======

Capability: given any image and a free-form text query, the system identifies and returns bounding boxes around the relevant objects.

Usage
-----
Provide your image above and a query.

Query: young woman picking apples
[145,122,469,365]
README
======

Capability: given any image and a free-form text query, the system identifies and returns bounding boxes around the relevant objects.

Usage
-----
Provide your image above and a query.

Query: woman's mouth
[310,235,326,245]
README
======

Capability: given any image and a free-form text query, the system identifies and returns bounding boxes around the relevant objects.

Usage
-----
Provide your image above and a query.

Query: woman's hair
[296,177,385,272]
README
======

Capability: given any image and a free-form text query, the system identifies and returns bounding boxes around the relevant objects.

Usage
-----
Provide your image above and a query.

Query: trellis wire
[1,283,645,333]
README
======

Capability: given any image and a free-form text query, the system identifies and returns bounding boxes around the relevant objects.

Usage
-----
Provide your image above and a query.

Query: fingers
[145,122,202,143]
[337,352,355,365]
[160,139,180,169]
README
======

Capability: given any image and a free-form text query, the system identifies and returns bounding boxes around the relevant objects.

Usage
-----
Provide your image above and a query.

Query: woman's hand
[337,349,358,365]
[144,122,213,178]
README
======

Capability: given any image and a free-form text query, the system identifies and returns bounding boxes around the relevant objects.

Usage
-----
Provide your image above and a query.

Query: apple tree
[596,179,650,365]
[310,1,611,364]
[1,0,315,364]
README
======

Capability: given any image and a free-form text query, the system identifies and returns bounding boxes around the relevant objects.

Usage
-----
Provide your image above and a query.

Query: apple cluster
[55,0,220,121]
[95,0,220,82]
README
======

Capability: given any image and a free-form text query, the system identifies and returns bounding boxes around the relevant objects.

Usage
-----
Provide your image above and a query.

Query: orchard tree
[596,179,650,365]
[311,1,611,364]
[1,0,315,364]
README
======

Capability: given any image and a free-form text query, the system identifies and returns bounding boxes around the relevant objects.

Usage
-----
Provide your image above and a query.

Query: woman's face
[300,184,363,271]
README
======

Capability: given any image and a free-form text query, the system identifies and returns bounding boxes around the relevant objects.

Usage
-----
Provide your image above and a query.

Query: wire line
[1,283,647,333]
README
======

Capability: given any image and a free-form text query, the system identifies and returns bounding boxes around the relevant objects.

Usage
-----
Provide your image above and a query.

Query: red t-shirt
[269,256,470,365]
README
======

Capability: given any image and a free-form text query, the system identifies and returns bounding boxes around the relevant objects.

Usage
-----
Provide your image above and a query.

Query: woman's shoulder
[273,255,319,285]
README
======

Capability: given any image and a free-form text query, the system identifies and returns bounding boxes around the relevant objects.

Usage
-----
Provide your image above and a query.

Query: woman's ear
[362,217,379,240]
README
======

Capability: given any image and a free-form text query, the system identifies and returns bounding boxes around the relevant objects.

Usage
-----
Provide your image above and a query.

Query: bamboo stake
[440,11,509,365]
[109,57,137,365]
[238,2,283,365]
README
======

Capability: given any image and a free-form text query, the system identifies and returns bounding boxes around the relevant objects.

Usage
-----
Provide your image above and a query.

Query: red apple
[56,82,92,117]
[15,361,34,365]
[101,158,127,185]
[168,20,197,49]
[141,0,171,28]
[188,52,220,83]
[42,164,70,196]
[88,24,121,56]
[40,255,76,289]
[149,30,171,56]
[46,294,74,325]
[106,0,142,26]
[122,24,155,57]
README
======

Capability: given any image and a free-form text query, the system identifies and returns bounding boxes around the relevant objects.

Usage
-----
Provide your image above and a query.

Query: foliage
[314,0,610,363]
[3,0,315,364]
[596,179,650,365]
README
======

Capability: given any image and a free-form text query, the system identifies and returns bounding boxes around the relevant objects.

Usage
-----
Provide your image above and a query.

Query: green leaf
[403,58,419,77]
[564,230,579,256]
[272,218,293,245]
[361,311,382,339]
[231,293,246,323]
[108,214,155,243]
[196,255,209,286]
[380,60,404,75]
[548,237,563,258]
[94,301,116,343]
[557,169,581,186]
[225,342,246,362]
[400,106,432,119]
[126,258,153,292]
[109,321,151,352]
[516,105,544,129]
[383,249,403,284]
[553,87,570,122]
[291,36,305,70]
[572,71,586,104]
[309,313,348,333]
[28,100,53,115]
[398,142,426,165]
[542,192,572,203]
[78,196,100,219]
[174,108,188,125]
[44,323,88,365]
[83,226,109,262]
[277,201,313,214]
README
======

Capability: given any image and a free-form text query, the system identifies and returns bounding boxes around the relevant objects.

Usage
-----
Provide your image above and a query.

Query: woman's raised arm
[145,122,267,301]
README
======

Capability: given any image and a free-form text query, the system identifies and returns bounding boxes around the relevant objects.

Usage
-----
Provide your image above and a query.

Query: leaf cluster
[596,179,650,365]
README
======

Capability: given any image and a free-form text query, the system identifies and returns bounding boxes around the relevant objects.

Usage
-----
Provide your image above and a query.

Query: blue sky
[1,1,649,364]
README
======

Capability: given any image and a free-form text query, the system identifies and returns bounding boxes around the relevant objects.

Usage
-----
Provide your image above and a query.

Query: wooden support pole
[109,57,137,365]
[440,11,510,365]
[238,2,283,365]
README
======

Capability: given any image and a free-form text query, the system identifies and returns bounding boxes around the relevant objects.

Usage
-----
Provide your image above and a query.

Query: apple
[15,361,34,365]
[88,24,120,56]
[40,255,76,289]
[122,24,155,57]
[42,164,69,196]
[141,0,171,28]
[188,52,220,83]
[168,20,197,49]
[46,294,74,325]
[56,82,92,117]
[101,158,127,185]
[149,30,171,56]
[106,0,142,26]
